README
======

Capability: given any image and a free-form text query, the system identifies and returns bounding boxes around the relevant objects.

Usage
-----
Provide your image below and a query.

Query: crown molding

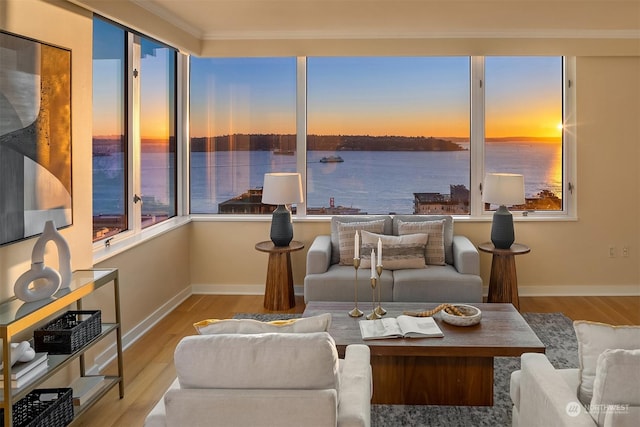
[202,29,640,41]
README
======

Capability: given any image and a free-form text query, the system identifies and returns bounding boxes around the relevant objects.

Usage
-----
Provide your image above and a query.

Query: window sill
[93,216,191,264]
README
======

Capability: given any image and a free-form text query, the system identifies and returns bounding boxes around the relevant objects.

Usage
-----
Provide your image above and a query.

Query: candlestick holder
[349,258,364,317]
[374,264,387,316]
[366,276,381,320]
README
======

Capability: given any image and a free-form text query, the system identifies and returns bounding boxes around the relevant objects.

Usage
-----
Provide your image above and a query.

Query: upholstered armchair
[511,351,640,427]
[145,331,372,427]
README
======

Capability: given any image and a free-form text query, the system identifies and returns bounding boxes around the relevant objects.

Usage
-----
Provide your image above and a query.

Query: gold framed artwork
[0,30,72,245]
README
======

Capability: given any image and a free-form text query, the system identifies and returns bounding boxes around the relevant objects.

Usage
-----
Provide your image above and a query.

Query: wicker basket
[0,388,74,427]
[34,311,101,354]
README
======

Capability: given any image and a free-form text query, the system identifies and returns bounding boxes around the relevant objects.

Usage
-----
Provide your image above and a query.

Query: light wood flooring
[73,295,640,426]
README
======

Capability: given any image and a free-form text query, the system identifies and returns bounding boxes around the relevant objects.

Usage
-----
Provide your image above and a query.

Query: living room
[1,0,639,426]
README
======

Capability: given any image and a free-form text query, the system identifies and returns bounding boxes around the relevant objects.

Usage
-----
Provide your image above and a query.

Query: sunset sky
[93,17,563,143]
[188,56,562,140]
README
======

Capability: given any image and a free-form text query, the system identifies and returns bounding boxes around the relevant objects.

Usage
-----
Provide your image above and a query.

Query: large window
[92,17,178,243]
[484,57,564,211]
[139,37,177,227]
[307,57,470,215]
[189,58,297,214]
[92,18,126,240]
[189,56,569,217]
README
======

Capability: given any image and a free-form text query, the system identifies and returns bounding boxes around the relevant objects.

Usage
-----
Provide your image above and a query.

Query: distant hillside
[190,134,465,152]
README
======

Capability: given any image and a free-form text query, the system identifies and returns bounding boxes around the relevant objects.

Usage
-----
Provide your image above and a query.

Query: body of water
[94,141,562,215]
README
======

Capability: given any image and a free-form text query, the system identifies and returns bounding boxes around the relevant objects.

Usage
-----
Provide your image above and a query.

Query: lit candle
[377,238,382,266]
[371,249,376,278]
[354,231,359,259]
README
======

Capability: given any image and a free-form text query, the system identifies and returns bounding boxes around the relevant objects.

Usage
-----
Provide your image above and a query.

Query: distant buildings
[413,184,470,214]
[218,184,560,215]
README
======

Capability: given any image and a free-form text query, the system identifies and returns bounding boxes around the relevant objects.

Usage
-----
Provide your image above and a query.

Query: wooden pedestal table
[478,242,530,310]
[255,240,304,311]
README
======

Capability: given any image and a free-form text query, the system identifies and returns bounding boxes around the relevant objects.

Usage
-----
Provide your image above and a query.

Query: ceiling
[68,0,640,55]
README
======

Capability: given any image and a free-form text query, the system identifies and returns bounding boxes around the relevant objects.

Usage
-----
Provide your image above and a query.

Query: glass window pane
[92,18,126,241]
[189,57,297,214]
[485,57,563,211]
[139,38,177,227]
[307,57,471,215]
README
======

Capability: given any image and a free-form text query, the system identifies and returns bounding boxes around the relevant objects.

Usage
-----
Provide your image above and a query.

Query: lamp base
[491,205,515,249]
[270,205,293,246]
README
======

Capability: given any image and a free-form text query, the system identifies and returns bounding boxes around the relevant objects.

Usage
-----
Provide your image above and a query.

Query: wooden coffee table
[303,301,545,406]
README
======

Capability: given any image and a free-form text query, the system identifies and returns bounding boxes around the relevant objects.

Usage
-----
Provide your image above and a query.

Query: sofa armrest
[306,235,332,275]
[144,378,180,427]
[452,235,480,275]
[338,344,372,427]
[519,353,596,427]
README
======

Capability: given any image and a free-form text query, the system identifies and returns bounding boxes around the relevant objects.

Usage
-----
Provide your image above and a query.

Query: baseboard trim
[90,286,192,373]
[517,284,640,297]
[195,283,640,297]
[191,283,305,296]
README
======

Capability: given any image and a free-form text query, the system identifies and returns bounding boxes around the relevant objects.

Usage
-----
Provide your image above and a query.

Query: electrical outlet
[622,247,629,257]
[609,246,616,258]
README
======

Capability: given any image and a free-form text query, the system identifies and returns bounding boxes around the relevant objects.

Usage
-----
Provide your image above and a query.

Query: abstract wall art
[0,31,72,246]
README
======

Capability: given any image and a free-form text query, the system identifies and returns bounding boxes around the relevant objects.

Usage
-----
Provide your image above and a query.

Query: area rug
[233,312,579,427]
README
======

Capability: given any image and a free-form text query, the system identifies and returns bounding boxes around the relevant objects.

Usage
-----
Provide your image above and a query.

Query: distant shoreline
[93,133,562,154]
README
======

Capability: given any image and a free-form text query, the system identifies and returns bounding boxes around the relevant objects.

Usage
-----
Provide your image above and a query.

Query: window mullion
[470,56,486,217]
[296,56,307,216]
[130,34,142,232]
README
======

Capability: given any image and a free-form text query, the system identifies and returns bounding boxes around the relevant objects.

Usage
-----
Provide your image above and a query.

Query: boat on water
[320,155,344,163]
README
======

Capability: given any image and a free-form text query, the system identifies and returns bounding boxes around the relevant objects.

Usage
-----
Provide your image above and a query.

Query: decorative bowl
[439,304,482,326]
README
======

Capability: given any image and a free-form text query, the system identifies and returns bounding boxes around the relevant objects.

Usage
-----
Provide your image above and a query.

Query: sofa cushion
[574,321,640,405]
[331,215,393,265]
[359,230,428,270]
[589,348,640,426]
[336,220,386,266]
[392,265,483,303]
[175,332,340,392]
[393,215,453,264]
[193,313,332,335]
[396,219,446,265]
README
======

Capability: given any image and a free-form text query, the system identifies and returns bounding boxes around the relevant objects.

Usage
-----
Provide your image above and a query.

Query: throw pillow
[359,230,428,270]
[397,219,446,265]
[193,313,332,335]
[589,348,640,426]
[336,220,385,266]
[574,320,640,405]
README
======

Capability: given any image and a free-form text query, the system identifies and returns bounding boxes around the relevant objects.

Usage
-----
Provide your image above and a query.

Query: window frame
[187,55,576,220]
[92,17,187,262]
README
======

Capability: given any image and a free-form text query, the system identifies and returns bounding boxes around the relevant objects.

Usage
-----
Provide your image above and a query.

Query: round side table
[478,242,530,311]
[255,240,304,311]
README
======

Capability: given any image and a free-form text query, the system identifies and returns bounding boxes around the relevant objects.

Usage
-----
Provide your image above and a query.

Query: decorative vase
[13,220,72,303]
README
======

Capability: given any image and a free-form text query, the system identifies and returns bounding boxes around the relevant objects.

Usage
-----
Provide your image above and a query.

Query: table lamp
[261,173,304,246]
[483,173,525,249]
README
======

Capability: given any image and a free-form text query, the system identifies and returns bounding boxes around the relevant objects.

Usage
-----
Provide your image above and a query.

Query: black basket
[0,388,74,427]
[34,311,101,354]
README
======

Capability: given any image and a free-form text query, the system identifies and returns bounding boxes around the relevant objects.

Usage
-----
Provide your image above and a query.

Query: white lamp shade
[483,173,525,206]
[261,173,304,205]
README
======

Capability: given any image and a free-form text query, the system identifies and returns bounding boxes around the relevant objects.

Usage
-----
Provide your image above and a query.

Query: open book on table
[359,315,444,340]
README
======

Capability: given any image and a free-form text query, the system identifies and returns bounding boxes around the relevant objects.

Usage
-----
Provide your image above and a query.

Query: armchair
[145,332,372,427]
[510,352,640,427]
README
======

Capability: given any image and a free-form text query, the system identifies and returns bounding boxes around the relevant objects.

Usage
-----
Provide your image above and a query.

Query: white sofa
[145,331,372,427]
[304,215,483,303]
[511,352,640,427]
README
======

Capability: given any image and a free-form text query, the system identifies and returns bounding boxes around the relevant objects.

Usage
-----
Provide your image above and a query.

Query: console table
[255,241,304,311]
[478,242,530,310]
[0,268,123,426]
